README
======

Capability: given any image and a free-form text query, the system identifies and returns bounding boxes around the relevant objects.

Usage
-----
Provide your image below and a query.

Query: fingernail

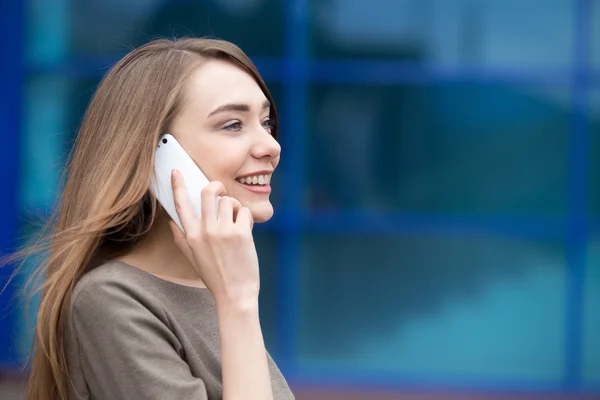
[171,169,178,181]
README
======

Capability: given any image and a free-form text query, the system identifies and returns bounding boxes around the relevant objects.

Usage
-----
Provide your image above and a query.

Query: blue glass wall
[1,0,599,395]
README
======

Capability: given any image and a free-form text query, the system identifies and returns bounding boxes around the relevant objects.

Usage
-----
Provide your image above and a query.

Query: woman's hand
[169,169,273,400]
[168,169,260,306]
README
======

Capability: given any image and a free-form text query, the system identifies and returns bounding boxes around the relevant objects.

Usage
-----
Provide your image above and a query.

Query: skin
[117,59,281,400]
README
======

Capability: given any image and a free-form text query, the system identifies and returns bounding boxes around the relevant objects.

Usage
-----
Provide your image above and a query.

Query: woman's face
[171,59,281,223]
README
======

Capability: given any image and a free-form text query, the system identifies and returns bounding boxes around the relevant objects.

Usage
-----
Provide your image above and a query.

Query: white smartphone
[150,133,216,232]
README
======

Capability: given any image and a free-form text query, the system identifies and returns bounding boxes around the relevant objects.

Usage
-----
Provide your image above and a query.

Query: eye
[222,120,243,131]
[262,118,276,132]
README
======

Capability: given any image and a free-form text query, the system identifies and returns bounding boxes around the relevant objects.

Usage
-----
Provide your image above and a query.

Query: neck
[116,213,206,287]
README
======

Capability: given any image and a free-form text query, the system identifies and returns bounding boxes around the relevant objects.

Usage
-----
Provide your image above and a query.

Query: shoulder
[75,261,151,291]
[71,262,166,322]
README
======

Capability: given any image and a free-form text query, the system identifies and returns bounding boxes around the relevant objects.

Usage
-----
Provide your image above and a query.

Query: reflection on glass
[70,0,285,57]
[584,240,600,385]
[306,83,570,215]
[593,0,600,68]
[310,0,574,69]
[22,76,73,213]
[590,90,600,215]
[298,233,567,381]
[253,231,279,357]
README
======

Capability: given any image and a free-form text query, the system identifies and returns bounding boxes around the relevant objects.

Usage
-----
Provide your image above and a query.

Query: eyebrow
[208,99,271,117]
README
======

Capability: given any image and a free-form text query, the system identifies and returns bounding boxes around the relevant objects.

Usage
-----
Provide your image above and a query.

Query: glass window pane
[309,0,574,69]
[21,76,74,213]
[584,240,600,386]
[306,83,570,215]
[254,230,279,357]
[26,0,70,64]
[69,0,285,58]
[593,0,600,69]
[298,233,567,381]
[590,90,600,216]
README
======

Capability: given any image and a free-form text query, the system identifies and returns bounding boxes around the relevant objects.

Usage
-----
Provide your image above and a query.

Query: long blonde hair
[4,37,277,400]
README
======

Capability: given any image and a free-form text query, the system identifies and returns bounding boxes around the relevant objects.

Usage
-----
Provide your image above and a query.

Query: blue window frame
[0,0,24,370]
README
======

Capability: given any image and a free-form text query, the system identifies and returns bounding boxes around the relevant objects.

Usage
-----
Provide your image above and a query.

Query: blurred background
[1,0,600,399]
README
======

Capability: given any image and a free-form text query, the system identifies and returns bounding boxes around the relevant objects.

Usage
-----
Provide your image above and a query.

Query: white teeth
[236,174,271,185]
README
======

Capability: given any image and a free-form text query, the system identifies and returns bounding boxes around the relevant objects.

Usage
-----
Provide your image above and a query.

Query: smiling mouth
[235,174,271,186]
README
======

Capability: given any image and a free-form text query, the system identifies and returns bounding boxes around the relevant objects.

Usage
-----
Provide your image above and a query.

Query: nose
[251,126,281,160]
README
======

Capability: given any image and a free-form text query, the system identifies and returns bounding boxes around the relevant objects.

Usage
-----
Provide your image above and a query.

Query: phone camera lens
[162,138,168,144]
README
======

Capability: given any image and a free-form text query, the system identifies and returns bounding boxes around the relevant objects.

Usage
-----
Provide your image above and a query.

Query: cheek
[189,138,252,187]
[190,141,233,177]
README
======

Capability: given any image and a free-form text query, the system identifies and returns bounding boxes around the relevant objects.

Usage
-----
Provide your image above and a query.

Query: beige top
[66,261,294,400]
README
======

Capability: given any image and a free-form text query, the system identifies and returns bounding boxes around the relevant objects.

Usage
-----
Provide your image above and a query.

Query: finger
[201,181,226,225]
[231,198,242,222]
[235,207,254,231]
[171,169,199,235]
[217,197,242,223]
[168,219,194,261]
[217,196,234,222]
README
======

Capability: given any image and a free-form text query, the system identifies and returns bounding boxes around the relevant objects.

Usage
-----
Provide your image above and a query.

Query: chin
[249,203,274,223]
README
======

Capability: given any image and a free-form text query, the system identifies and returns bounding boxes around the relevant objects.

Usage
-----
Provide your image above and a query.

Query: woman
[22,37,294,399]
